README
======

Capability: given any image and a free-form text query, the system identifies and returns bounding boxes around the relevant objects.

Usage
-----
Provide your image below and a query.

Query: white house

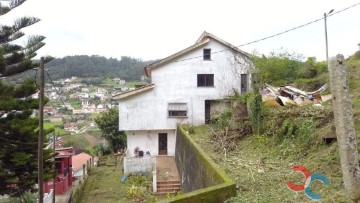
[64,122,79,132]
[72,152,92,178]
[114,31,253,158]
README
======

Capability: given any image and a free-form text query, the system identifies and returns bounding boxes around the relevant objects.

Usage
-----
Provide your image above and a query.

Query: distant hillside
[46,55,154,81]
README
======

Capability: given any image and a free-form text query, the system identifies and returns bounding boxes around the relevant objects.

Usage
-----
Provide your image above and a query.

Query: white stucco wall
[123,156,155,176]
[119,39,252,131]
[126,130,176,157]
[73,166,86,178]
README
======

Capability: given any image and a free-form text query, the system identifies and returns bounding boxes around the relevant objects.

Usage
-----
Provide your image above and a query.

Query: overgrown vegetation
[126,175,154,202]
[95,108,126,152]
[80,156,158,203]
[253,49,329,90]
[188,51,360,202]
[190,103,342,202]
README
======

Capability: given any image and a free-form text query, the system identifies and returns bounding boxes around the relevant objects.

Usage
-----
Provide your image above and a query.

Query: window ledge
[168,116,188,118]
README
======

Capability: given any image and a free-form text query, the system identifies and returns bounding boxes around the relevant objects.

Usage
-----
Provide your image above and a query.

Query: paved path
[156,156,180,182]
[55,187,72,203]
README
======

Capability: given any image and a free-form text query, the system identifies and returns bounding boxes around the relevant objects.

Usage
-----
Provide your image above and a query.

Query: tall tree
[95,108,126,152]
[0,0,53,197]
[252,49,304,85]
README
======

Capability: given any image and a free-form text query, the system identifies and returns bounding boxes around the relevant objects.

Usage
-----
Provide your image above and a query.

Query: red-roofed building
[72,152,93,178]
[64,122,78,132]
[44,147,73,195]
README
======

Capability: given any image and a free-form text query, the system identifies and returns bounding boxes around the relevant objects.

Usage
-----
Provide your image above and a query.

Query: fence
[123,155,155,176]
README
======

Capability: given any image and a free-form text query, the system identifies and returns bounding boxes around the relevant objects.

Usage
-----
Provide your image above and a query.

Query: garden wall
[171,125,236,202]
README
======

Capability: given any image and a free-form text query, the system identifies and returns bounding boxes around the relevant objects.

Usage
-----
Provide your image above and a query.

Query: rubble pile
[261,83,329,107]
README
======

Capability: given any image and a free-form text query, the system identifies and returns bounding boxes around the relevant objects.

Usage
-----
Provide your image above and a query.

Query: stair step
[157,180,181,185]
[157,187,180,193]
[157,182,181,187]
[157,185,181,189]
[156,190,180,196]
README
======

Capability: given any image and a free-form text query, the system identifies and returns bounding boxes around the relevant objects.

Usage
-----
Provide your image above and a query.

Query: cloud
[3,0,359,60]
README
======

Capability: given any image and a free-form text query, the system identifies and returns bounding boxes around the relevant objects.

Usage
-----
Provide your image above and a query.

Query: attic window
[203,49,211,60]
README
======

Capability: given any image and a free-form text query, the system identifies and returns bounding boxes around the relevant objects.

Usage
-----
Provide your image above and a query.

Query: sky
[2,0,360,62]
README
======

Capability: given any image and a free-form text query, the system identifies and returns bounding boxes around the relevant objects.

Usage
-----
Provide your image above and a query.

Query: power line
[45,69,75,121]
[174,2,360,63]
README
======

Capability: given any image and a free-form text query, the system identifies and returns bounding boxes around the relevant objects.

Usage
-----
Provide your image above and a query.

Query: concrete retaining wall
[171,125,236,202]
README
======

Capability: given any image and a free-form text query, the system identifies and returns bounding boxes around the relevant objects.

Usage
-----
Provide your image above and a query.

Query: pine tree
[0,0,53,197]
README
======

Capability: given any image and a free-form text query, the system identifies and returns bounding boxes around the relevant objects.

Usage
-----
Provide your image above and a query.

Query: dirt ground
[83,132,101,146]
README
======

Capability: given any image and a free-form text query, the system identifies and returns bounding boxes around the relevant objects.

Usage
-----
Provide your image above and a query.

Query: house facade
[44,147,73,195]
[115,32,253,158]
[72,152,93,178]
[64,122,79,132]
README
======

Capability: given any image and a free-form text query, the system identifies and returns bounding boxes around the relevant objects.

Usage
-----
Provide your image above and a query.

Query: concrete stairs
[156,180,181,195]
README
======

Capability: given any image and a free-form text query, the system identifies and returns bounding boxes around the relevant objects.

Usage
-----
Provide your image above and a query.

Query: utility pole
[328,54,360,202]
[38,57,45,203]
[53,132,56,203]
[324,9,334,63]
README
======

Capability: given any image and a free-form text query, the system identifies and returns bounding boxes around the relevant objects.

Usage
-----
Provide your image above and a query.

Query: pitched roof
[195,31,251,57]
[72,152,92,172]
[55,147,73,157]
[144,31,251,77]
[112,84,155,100]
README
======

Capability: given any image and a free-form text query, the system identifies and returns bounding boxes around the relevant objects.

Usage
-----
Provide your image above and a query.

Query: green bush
[125,175,153,202]
[353,50,360,60]
[210,109,232,129]
[9,192,36,203]
[127,175,149,186]
[248,93,262,135]
[126,185,147,201]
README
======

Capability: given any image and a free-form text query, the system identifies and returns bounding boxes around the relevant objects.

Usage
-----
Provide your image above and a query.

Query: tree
[46,55,153,81]
[0,0,53,197]
[252,49,304,85]
[298,57,328,78]
[95,108,126,152]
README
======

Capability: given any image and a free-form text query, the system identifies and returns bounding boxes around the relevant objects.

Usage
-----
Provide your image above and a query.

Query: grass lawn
[126,81,146,87]
[68,99,81,109]
[44,121,63,130]
[80,156,159,203]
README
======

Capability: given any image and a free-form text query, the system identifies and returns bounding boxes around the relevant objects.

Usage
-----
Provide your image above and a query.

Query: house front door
[158,133,168,155]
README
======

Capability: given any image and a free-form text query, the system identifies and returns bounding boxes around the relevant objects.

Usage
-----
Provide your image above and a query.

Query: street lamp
[324,9,334,63]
